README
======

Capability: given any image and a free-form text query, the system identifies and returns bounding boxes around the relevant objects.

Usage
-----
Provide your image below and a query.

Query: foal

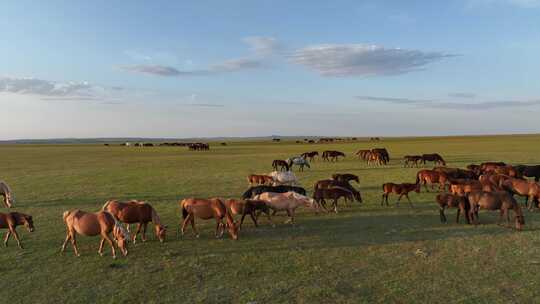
[0,212,34,249]
[179,198,239,240]
[381,183,420,207]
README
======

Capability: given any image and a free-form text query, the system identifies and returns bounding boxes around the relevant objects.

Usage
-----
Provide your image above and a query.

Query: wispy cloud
[117,64,198,76]
[181,103,225,108]
[289,44,455,77]
[448,92,476,98]
[243,36,281,56]
[356,95,434,104]
[467,0,540,8]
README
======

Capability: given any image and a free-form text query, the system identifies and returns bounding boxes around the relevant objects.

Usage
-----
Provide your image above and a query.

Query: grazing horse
[372,148,390,164]
[301,151,319,162]
[0,212,34,248]
[272,160,290,171]
[416,169,449,192]
[492,165,521,178]
[322,151,345,162]
[434,167,477,180]
[436,193,470,224]
[450,180,486,196]
[241,185,307,199]
[356,149,371,161]
[254,192,315,224]
[61,210,129,258]
[500,178,540,210]
[0,181,15,208]
[247,174,274,186]
[381,183,420,207]
[332,173,359,184]
[514,164,540,181]
[314,179,362,202]
[287,156,311,171]
[467,191,525,230]
[403,155,422,167]
[224,199,274,229]
[102,200,167,243]
[313,187,354,213]
[179,198,239,240]
[268,171,298,186]
[421,153,446,166]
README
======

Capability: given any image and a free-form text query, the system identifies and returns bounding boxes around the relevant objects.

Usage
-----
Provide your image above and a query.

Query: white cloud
[243,36,281,56]
[0,76,97,97]
[289,44,454,77]
[468,0,540,7]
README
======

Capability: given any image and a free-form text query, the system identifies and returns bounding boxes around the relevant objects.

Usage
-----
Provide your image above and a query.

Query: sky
[1,0,539,139]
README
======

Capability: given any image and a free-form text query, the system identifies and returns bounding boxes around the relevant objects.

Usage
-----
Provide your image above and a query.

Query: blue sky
[1,0,539,139]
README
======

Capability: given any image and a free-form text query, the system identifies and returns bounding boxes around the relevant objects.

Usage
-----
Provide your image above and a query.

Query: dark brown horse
[403,155,422,167]
[332,173,359,184]
[313,187,354,213]
[179,198,239,240]
[314,179,362,202]
[322,150,345,162]
[224,199,274,229]
[416,169,449,192]
[272,160,289,171]
[436,193,470,224]
[514,164,540,181]
[467,191,524,230]
[434,167,477,180]
[102,200,167,243]
[381,183,420,207]
[421,153,446,166]
[0,212,34,248]
[480,162,506,173]
[301,151,319,162]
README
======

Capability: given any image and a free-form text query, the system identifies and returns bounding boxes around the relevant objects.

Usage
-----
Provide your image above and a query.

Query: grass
[2,134,540,303]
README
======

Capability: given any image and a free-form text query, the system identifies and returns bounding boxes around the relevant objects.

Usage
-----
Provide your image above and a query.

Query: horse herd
[2,147,540,258]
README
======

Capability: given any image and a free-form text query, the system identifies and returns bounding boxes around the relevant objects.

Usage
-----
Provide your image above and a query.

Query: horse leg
[180,214,192,237]
[456,208,461,223]
[405,193,414,208]
[98,238,106,256]
[3,230,10,247]
[102,232,116,258]
[190,216,200,238]
[61,231,71,252]
[439,207,447,223]
[264,209,275,227]
[396,194,403,207]
[10,227,23,249]
[249,211,259,228]
[333,199,338,213]
[380,194,386,206]
[132,223,142,243]
[70,231,80,257]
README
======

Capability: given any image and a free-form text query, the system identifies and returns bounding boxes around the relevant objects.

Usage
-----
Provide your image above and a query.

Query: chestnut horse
[332,173,360,184]
[301,151,319,162]
[500,178,540,210]
[272,160,290,171]
[0,181,15,208]
[224,199,274,229]
[247,174,274,186]
[179,198,239,240]
[102,200,167,243]
[0,212,34,248]
[436,193,470,224]
[416,169,449,192]
[61,210,130,258]
[313,187,354,213]
[467,191,524,230]
[381,183,420,207]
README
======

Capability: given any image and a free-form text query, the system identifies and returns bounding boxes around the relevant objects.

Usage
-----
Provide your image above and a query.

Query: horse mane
[150,205,162,225]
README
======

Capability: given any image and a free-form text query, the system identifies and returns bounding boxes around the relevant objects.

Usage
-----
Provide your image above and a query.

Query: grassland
[2,134,540,303]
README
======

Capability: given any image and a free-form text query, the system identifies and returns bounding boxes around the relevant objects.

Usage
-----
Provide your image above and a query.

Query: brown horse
[500,178,540,210]
[492,165,521,178]
[434,167,477,180]
[322,150,345,162]
[449,180,483,196]
[421,153,446,166]
[467,191,524,230]
[478,173,509,190]
[314,179,362,202]
[332,173,360,184]
[515,164,540,181]
[313,187,354,213]
[403,155,422,167]
[301,151,319,162]
[272,160,289,171]
[179,198,239,240]
[436,193,470,224]
[102,200,167,243]
[381,183,420,207]
[223,199,274,229]
[480,162,506,173]
[416,169,449,192]
[247,174,274,186]
[0,212,34,248]
[356,149,371,161]
[61,210,129,258]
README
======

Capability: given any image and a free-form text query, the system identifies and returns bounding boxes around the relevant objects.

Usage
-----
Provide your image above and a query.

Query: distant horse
[372,148,390,164]
[301,151,319,162]
[102,200,167,243]
[268,171,298,186]
[500,178,540,210]
[0,212,34,248]
[356,149,371,161]
[61,210,129,258]
[434,167,477,180]
[435,193,470,224]
[515,165,540,181]
[224,199,274,229]
[247,174,274,186]
[467,191,525,230]
[416,169,449,192]
[272,160,290,171]
[381,183,419,207]
[332,173,359,184]
[322,151,345,162]
[0,181,15,208]
[287,156,311,171]
[241,185,307,199]
[314,179,362,202]
[403,155,422,167]
[313,187,353,213]
[421,153,446,166]
[179,198,239,240]
[254,192,315,224]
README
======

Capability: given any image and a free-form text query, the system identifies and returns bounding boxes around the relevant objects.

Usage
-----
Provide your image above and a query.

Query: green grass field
[2,134,540,303]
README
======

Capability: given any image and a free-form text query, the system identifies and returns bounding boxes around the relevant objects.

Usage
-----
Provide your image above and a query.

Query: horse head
[23,214,34,232]
[226,221,239,240]
[113,225,130,256]
[155,224,167,242]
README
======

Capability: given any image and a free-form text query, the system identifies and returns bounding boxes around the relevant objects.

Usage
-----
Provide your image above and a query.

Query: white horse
[286,156,311,171]
[0,181,14,208]
[254,192,316,224]
[268,171,298,186]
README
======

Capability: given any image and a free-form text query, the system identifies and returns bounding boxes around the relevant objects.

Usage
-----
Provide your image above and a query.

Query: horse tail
[180,199,188,219]
[62,210,71,223]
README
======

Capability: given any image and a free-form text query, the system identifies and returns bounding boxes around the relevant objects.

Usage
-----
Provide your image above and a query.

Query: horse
[467,191,525,230]
[179,198,239,240]
[403,155,422,167]
[492,165,521,178]
[241,185,307,200]
[247,174,274,186]
[0,181,15,208]
[381,183,419,207]
[435,193,470,224]
[0,212,34,249]
[314,179,362,202]
[479,173,510,190]
[500,178,540,210]
[416,169,449,192]
[300,151,319,162]
[313,187,354,213]
[254,192,316,224]
[421,153,446,166]
[268,171,298,186]
[322,151,345,162]
[272,160,290,172]
[332,173,359,184]
[102,200,167,243]
[372,148,390,164]
[434,167,477,180]
[356,149,371,161]
[480,162,506,173]
[514,164,540,181]
[224,199,274,229]
[366,151,386,166]
[287,156,311,171]
[449,180,485,196]
[61,210,130,258]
